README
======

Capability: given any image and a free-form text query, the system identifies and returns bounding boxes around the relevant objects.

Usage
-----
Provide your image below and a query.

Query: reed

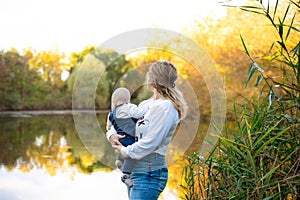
[181,1,300,199]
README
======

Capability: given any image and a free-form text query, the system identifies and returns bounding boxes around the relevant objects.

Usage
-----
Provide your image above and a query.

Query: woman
[107,61,188,200]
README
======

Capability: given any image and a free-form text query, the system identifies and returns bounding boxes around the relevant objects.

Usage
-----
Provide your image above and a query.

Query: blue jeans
[127,168,168,200]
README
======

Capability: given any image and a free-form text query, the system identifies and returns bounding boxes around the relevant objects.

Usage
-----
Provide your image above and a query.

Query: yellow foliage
[29,49,67,86]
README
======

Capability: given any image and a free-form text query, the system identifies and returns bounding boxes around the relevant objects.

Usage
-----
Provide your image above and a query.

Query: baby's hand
[112,143,124,158]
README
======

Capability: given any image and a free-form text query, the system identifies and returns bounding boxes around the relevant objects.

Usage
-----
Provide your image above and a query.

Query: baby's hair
[111,87,131,109]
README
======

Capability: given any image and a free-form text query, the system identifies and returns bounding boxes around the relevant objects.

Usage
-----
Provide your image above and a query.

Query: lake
[0,112,205,200]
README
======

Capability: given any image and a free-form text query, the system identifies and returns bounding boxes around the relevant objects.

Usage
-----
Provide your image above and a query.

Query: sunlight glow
[0,0,226,55]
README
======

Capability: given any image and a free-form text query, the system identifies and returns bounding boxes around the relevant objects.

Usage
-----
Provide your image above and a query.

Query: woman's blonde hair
[147,61,188,120]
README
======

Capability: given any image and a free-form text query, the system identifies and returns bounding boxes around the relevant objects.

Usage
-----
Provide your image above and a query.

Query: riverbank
[0,110,109,117]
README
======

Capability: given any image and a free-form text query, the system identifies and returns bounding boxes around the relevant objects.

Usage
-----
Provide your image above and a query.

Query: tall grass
[181,99,299,199]
[181,0,300,199]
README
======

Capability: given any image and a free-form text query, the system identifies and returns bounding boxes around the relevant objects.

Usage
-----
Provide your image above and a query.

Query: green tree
[92,48,134,97]
[0,48,69,110]
[0,49,48,110]
[67,47,134,110]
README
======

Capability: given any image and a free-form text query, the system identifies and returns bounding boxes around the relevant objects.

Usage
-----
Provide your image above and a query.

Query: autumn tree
[186,0,299,109]
[29,49,67,88]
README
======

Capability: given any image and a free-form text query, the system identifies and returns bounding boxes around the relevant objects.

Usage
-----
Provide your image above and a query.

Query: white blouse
[119,98,179,160]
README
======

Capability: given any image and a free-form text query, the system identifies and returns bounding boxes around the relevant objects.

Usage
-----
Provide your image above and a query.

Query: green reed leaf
[254,126,289,158]
[252,118,282,150]
[254,74,262,87]
[240,34,250,57]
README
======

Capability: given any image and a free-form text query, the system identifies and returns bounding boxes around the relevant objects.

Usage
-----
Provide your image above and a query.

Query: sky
[0,0,228,55]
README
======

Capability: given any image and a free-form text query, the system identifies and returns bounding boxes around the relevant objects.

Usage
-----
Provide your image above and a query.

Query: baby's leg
[121,158,135,188]
[115,156,123,170]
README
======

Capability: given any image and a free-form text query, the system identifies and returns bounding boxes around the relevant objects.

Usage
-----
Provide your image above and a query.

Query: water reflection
[0,167,129,200]
[0,115,112,174]
[0,113,188,199]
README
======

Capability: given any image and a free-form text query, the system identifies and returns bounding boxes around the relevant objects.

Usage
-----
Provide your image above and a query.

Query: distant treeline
[0,47,145,111]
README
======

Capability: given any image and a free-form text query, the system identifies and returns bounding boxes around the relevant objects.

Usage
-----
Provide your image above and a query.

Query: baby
[106,87,147,187]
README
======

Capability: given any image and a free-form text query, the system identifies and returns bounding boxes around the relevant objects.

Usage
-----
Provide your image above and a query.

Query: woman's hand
[108,134,125,158]
[108,134,125,146]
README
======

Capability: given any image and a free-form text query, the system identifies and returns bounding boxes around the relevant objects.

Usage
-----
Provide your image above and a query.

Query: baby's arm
[127,103,148,119]
[106,125,116,141]
[106,113,112,131]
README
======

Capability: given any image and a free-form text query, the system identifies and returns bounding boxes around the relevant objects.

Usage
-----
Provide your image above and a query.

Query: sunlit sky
[0,0,231,55]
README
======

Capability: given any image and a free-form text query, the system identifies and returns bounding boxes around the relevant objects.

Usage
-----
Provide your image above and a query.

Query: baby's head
[111,87,131,109]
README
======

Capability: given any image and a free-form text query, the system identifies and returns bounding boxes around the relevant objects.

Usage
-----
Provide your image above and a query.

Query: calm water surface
[0,113,204,200]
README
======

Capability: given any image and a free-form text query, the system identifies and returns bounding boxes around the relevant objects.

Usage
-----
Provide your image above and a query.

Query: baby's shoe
[115,160,123,170]
[121,174,133,188]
